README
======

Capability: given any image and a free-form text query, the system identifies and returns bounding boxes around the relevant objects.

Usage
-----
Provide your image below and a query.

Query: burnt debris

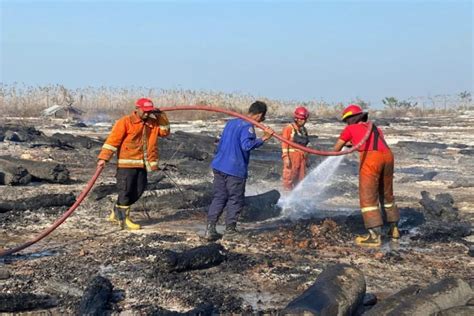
[77,275,114,316]
[367,278,473,315]
[0,293,58,312]
[155,243,227,273]
[0,193,76,213]
[282,264,366,315]
[0,156,70,184]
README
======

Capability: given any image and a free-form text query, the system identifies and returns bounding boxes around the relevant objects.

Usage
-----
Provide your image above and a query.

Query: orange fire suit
[98,111,170,171]
[359,150,399,228]
[340,123,399,229]
[281,123,309,190]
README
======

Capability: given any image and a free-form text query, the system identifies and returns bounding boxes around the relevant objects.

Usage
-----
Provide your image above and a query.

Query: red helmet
[294,106,310,120]
[342,104,363,121]
[135,98,155,112]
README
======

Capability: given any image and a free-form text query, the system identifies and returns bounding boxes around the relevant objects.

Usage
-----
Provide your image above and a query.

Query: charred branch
[51,132,102,149]
[0,193,76,213]
[155,243,226,273]
[0,159,32,185]
[0,293,58,312]
[282,264,366,315]
[77,275,113,316]
[0,156,70,183]
[367,278,473,315]
[240,189,281,222]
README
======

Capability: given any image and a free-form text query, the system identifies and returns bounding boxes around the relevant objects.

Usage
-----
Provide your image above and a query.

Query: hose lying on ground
[0,106,372,257]
[0,165,104,257]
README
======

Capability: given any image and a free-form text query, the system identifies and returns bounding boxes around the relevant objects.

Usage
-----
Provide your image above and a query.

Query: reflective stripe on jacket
[98,111,170,171]
[281,123,308,157]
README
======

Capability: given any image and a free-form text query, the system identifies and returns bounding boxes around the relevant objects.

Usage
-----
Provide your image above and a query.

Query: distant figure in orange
[281,106,310,191]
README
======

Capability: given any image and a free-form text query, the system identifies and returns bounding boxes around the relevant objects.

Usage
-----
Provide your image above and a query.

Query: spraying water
[278,155,345,219]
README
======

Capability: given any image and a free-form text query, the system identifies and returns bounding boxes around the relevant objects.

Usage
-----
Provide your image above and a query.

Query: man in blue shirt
[206,101,274,241]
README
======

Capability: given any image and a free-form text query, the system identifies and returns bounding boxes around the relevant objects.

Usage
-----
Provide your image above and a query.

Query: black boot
[223,223,240,239]
[205,223,222,241]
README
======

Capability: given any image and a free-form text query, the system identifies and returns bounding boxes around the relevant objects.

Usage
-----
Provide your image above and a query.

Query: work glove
[283,156,291,169]
[149,108,162,119]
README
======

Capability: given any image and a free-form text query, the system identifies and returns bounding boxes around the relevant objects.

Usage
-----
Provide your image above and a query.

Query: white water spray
[278,155,345,219]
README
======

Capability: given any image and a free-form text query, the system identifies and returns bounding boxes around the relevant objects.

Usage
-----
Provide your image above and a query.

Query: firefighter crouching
[333,104,400,247]
[281,106,310,191]
[97,98,170,230]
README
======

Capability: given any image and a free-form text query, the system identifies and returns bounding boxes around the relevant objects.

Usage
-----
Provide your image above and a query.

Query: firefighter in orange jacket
[281,106,310,191]
[97,98,170,230]
[333,104,400,247]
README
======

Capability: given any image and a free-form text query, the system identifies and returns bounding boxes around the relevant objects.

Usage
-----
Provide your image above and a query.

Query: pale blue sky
[1,0,472,103]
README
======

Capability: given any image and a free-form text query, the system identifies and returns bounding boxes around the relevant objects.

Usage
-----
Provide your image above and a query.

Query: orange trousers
[282,152,307,191]
[359,150,400,229]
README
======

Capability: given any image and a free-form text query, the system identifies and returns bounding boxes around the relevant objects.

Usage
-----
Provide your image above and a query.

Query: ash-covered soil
[0,112,473,314]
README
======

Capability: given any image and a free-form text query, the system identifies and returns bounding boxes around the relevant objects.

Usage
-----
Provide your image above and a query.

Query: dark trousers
[207,169,246,225]
[116,168,147,206]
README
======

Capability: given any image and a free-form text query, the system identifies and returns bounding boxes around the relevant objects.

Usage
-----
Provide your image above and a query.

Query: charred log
[0,293,58,312]
[139,182,213,211]
[44,280,83,297]
[365,285,422,316]
[0,125,44,142]
[368,278,473,315]
[282,264,366,315]
[0,159,32,185]
[77,275,113,316]
[412,222,471,243]
[0,193,76,213]
[239,190,281,222]
[28,137,75,149]
[51,132,102,149]
[155,243,226,273]
[160,131,216,161]
[0,156,70,183]
[436,306,474,316]
[420,191,459,222]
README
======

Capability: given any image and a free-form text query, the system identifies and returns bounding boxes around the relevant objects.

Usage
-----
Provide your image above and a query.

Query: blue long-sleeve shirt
[211,118,265,178]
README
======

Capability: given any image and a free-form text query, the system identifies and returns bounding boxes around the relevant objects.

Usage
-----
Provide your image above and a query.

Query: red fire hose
[0,106,372,257]
[159,106,372,156]
[0,165,105,257]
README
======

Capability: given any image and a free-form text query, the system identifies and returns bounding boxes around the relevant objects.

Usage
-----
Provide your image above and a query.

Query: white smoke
[278,155,345,220]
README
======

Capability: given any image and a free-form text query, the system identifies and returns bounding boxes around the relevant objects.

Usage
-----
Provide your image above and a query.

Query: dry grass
[0,83,471,121]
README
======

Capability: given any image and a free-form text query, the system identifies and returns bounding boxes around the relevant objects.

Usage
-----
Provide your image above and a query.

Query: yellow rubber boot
[113,204,128,229]
[355,228,382,247]
[107,209,117,222]
[125,208,141,230]
[388,223,401,240]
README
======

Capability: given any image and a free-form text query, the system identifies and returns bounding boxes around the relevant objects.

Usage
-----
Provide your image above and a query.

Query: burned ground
[0,113,473,314]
